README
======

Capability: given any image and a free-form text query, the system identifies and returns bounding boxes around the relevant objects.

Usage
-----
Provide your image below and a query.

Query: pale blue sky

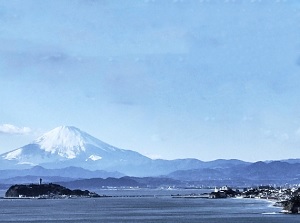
[1,0,300,161]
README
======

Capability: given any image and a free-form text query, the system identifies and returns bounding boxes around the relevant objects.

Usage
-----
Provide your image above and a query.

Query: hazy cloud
[242,116,254,122]
[204,116,216,122]
[262,129,290,142]
[0,124,31,135]
[151,134,164,142]
[295,128,300,136]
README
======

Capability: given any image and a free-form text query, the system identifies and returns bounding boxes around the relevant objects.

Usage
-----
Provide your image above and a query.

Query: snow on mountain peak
[33,126,104,159]
[0,126,151,172]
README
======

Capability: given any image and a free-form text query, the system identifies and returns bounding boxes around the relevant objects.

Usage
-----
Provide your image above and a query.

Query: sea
[0,189,299,223]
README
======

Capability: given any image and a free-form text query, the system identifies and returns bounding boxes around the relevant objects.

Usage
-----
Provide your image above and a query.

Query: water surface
[0,189,298,223]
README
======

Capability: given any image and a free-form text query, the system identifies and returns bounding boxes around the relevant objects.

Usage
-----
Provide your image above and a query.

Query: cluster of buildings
[241,186,299,201]
[210,185,300,202]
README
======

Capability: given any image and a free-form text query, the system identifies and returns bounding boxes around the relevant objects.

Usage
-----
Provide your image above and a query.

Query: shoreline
[2,186,299,214]
[0,192,292,215]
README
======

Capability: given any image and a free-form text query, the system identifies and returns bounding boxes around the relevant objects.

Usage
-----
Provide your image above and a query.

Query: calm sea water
[0,189,299,223]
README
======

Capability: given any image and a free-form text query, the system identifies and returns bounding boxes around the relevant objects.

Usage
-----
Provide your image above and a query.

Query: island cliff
[5,183,99,198]
[281,195,300,214]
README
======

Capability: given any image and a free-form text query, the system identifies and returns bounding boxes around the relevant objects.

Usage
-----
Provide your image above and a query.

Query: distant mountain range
[168,161,300,186]
[0,160,297,189]
[0,166,123,183]
[0,126,251,176]
[0,126,300,187]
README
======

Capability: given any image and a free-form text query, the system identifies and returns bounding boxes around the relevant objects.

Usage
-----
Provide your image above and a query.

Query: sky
[1,0,300,162]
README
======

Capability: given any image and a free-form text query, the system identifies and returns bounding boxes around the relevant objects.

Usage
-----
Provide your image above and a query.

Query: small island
[5,183,100,199]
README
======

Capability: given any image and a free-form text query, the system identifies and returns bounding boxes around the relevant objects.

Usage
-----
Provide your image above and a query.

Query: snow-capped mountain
[0,126,252,176]
[0,126,151,173]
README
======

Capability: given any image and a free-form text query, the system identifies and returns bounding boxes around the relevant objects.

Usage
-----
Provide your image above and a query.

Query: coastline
[2,185,299,215]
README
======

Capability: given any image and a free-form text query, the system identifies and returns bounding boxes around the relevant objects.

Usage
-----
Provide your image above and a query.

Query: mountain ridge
[0,126,151,174]
[0,126,300,177]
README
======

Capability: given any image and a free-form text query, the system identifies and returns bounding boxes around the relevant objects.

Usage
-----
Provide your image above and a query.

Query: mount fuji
[0,126,151,175]
[1,126,300,185]
[0,126,251,177]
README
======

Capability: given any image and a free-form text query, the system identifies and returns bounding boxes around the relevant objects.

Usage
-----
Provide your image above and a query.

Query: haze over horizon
[1,0,300,162]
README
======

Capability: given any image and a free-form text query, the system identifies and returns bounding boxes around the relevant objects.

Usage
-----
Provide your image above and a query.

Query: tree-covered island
[5,183,100,199]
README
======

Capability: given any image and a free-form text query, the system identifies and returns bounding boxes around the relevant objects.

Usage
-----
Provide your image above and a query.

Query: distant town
[173,185,300,214]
